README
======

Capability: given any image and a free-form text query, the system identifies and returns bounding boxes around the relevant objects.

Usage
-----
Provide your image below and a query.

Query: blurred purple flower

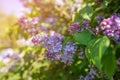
[0,48,20,64]
[96,15,104,24]
[0,48,22,73]
[18,16,28,29]
[61,42,77,65]
[82,20,90,27]
[32,34,48,45]
[78,76,85,80]
[68,22,80,34]
[32,31,64,61]
[78,69,95,80]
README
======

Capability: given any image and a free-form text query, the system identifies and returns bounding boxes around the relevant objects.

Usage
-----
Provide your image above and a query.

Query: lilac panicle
[68,22,80,34]
[32,32,78,65]
[81,20,96,35]
[78,69,95,80]
[99,14,120,42]
[61,42,77,65]
[44,32,64,60]
[32,34,48,45]
[18,16,28,29]
[18,17,40,35]
[32,31,64,61]
[82,20,90,27]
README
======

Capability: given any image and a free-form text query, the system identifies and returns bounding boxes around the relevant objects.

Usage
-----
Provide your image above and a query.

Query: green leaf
[73,5,93,22]
[85,37,98,62]
[102,48,117,79]
[100,0,111,9]
[73,30,92,45]
[85,36,110,71]
[73,12,83,22]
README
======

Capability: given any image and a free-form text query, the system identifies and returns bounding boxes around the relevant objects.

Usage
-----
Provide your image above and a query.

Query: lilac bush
[1,0,120,80]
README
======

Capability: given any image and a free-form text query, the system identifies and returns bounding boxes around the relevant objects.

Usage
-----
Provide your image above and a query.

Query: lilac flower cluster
[32,34,48,46]
[96,15,104,24]
[82,20,90,28]
[0,48,20,64]
[78,69,95,80]
[99,14,120,42]
[68,20,96,35]
[18,16,40,35]
[32,31,64,60]
[82,20,96,35]
[0,48,22,73]
[32,31,77,64]
[44,32,64,60]
[68,22,80,34]
[61,42,77,65]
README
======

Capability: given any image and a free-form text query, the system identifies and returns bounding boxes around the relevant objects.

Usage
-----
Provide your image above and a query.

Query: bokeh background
[0,0,83,80]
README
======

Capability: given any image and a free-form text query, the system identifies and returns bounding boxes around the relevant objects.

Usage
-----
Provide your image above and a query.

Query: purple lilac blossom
[85,69,95,80]
[96,15,104,24]
[44,32,64,60]
[78,69,95,80]
[18,16,28,29]
[82,20,96,35]
[32,34,48,45]
[99,14,120,42]
[32,31,77,64]
[81,20,90,30]
[32,31,64,61]
[61,42,77,65]
[78,76,85,80]
[0,48,20,64]
[18,17,41,35]
[68,22,80,34]
[82,20,90,27]
[0,48,22,73]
